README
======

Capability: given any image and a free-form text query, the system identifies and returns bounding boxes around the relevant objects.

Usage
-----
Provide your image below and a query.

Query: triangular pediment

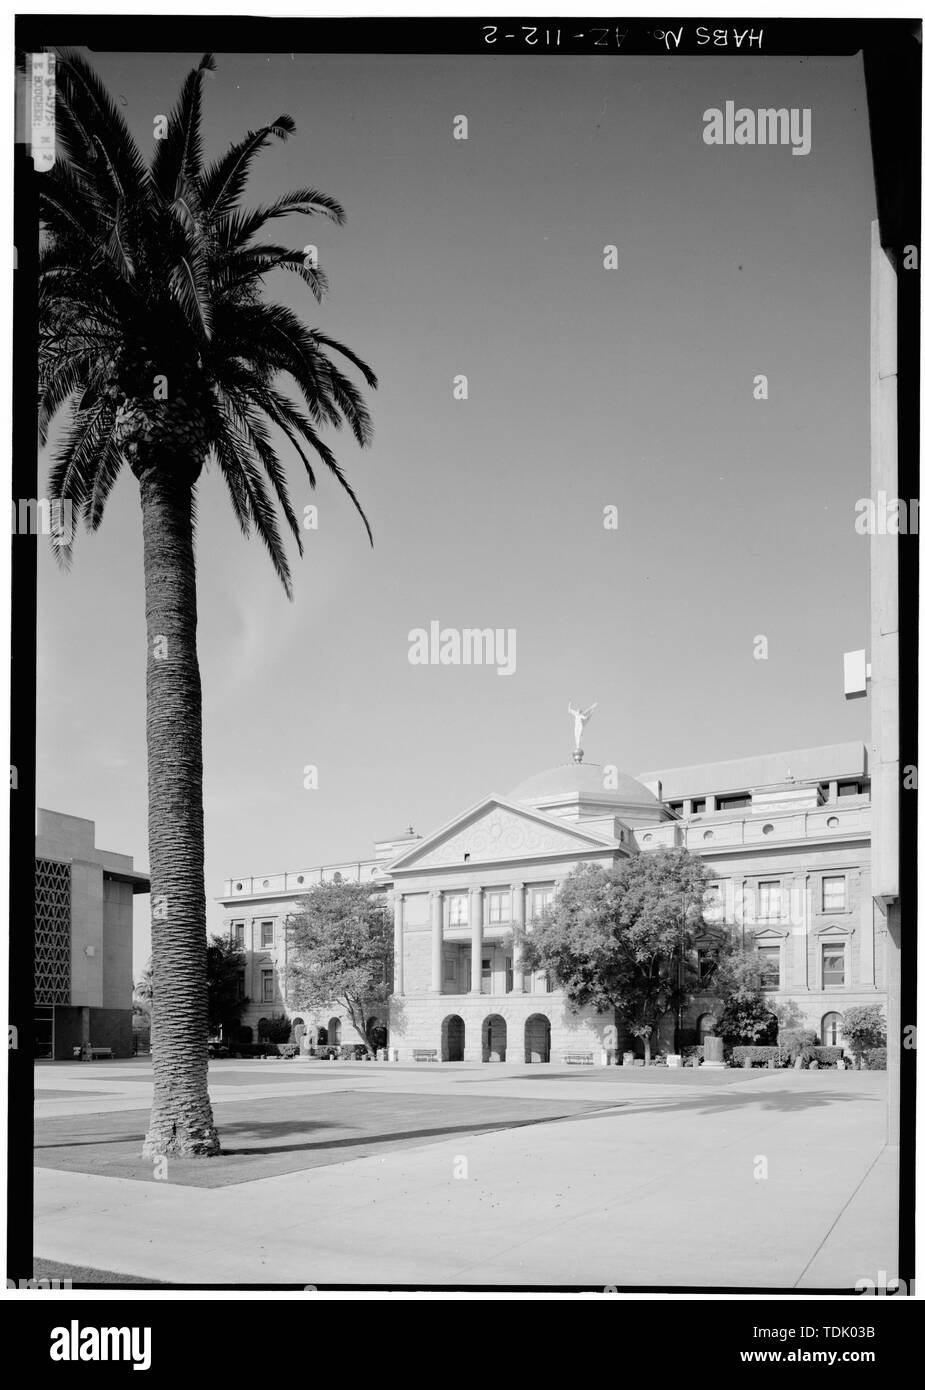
[387,795,620,873]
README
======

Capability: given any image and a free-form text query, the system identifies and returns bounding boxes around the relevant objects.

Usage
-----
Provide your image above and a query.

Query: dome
[509,761,662,809]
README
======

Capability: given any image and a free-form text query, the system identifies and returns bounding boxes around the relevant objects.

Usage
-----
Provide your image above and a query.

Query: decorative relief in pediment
[410,806,604,868]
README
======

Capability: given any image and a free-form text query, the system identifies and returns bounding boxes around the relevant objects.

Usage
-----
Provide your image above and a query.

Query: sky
[35,49,876,970]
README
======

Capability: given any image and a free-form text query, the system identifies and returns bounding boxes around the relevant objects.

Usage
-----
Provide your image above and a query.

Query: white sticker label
[30,54,55,171]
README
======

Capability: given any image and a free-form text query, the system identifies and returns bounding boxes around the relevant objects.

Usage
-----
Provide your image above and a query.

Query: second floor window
[758,880,782,921]
[261,968,274,1002]
[486,891,511,924]
[231,921,244,945]
[260,921,274,948]
[447,894,468,926]
[757,944,780,989]
[822,942,846,987]
[529,887,555,921]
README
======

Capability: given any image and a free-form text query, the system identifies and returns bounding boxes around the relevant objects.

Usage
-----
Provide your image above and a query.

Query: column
[511,882,525,993]
[469,886,483,994]
[394,893,404,995]
[791,873,809,990]
[430,891,443,993]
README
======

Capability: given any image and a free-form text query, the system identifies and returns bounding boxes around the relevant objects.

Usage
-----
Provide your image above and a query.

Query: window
[667,801,684,816]
[717,794,751,810]
[447,893,468,926]
[838,782,860,798]
[757,945,780,989]
[697,1013,717,1041]
[758,881,782,921]
[529,886,555,920]
[236,972,246,1001]
[486,891,511,924]
[702,884,725,923]
[822,875,847,912]
[481,956,492,991]
[230,921,245,945]
[691,798,706,814]
[261,968,274,1002]
[505,957,513,992]
[444,957,457,983]
[697,948,720,985]
[822,1011,844,1046]
[822,942,845,988]
[260,920,274,948]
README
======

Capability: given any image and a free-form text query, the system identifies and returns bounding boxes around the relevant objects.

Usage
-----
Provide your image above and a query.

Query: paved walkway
[34,1061,897,1288]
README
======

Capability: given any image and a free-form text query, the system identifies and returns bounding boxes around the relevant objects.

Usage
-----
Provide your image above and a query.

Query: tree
[841,1005,886,1067]
[39,53,377,1156]
[707,943,779,1048]
[286,882,393,1056]
[518,850,714,1064]
[139,935,249,1039]
[205,934,249,1039]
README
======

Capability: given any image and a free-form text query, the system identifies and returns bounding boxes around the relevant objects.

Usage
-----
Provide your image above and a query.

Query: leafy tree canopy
[286,882,392,1055]
[519,850,714,1058]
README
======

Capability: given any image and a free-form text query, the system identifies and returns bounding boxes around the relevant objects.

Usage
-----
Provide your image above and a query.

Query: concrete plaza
[34,1058,897,1289]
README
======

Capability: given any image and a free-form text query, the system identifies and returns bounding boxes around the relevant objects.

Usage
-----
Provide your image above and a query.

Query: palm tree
[38,51,377,1156]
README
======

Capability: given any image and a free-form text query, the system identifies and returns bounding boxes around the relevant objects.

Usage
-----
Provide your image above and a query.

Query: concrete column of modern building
[469,885,483,995]
[429,890,443,993]
[511,881,525,992]
[394,893,404,995]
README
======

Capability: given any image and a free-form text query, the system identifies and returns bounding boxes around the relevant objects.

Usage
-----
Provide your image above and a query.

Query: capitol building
[218,727,881,1064]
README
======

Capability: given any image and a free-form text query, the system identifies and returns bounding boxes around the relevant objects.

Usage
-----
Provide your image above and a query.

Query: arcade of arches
[440,1012,551,1063]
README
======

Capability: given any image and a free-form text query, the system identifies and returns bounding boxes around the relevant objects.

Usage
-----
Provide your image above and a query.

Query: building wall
[219,747,882,1062]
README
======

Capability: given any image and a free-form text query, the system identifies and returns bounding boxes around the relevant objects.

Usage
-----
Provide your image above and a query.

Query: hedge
[682,1045,703,1063]
[865,1047,887,1070]
[235,1043,277,1058]
[277,1044,299,1059]
[808,1046,843,1067]
[731,1046,780,1067]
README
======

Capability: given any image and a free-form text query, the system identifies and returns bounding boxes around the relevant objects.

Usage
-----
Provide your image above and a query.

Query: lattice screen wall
[35,857,71,1005]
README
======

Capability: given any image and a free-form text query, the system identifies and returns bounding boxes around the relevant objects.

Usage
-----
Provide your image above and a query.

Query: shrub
[841,1005,886,1066]
[236,1025,253,1045]
[340,1043,371,1061]
[682,1045,704,1063]
[779,1029,817,1063]
[257,1012,292,1043]
[278,1043,298,1059]
[314,1045,339,1060]
[808,1046,843,1068]
[731,1046,780,1068]
[866,1047,887,1070]
[236,1042,277,1058]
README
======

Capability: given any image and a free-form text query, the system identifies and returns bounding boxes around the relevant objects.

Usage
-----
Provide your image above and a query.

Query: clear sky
[36,49,875,971]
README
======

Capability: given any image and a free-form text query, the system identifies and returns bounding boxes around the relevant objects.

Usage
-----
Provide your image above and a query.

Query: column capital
[510,881,525,892]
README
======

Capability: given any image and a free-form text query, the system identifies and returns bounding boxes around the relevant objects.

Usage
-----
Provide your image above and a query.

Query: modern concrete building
[219,738,881,1062]
[34,809,149,1060]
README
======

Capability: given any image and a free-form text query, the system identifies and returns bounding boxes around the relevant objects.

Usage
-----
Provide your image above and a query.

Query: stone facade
[219,740,880,1062]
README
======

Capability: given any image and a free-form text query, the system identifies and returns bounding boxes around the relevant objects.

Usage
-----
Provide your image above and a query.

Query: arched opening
[525,1013,551,1064]
[328,1018,342,1046]
[821,1011,844,1047]
[482,1014,507,1062]
[257,1016,268,1041]
[441,1014,465,1062]
[697,1013,717,1042]
[313,1024,327,1047]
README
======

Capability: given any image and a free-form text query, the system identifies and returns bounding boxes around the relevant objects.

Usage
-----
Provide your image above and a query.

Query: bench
[565,1052,594,1065]
[73,1046,113,1061]
[413,1049,439,1062]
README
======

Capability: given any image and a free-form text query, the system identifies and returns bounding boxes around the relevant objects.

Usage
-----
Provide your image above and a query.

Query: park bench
[565,1052,594,1065]
[413,1049,439,1062]
[73,1046,113,1061]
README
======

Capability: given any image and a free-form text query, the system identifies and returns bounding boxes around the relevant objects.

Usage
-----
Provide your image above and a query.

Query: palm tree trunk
[137,462,220,1158]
